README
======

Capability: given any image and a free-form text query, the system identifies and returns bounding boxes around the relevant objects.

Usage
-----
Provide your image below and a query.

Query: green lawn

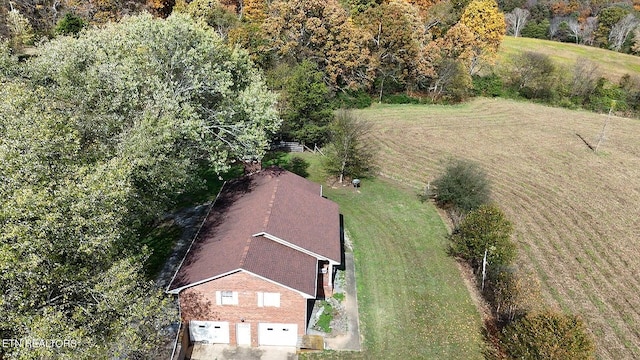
[498,36,640,82]
[298,153,485,359]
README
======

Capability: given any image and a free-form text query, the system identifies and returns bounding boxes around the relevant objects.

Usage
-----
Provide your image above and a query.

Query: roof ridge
[262,176,279,229]
[239,236,253,267]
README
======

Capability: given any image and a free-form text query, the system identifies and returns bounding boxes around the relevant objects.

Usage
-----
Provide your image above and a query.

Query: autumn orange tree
[242,0,267,22]
[424,22,477,99]
[401,0,440,17]
[357,0,435,99]
[262,0,374,90]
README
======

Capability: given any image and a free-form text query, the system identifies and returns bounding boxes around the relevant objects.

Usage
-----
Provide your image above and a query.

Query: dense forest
[3,0,640,129]
[2,0,639,53]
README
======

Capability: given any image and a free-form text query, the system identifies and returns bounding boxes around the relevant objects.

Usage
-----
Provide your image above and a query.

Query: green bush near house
[316,301,333,333]
[333,292,345,303]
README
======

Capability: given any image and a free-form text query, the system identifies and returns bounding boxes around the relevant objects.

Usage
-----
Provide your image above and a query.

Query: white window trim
[216,290,238,305]
[257,292,280,307]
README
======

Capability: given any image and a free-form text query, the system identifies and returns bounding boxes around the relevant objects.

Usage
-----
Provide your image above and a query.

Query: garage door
[189,321,230,344]
[258,323,298,346]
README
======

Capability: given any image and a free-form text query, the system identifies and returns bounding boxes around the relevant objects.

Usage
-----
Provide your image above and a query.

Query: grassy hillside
[353,98,640,360]
[297,154,485,359]
[498,36,640,82]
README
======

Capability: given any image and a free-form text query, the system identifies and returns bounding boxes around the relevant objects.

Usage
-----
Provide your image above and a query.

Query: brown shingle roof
[242,236,317,297]
[167,167,340,296]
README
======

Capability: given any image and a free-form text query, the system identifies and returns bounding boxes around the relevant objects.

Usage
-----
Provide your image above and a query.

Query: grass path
[351,98,640,359]
[300,154,485,359]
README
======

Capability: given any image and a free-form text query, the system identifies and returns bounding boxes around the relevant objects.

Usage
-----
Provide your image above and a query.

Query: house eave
[252,231,341,265]
[167,268,315,299]
[166,269,241,295]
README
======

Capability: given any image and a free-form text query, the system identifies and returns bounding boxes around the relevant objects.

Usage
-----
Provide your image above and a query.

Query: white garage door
[189,321,230,344]
[258,323,298,346]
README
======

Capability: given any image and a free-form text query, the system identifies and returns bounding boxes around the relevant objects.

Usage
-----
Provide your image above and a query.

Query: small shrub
[432,159,491,214]
[315,301,333,332]
[484,268,542,324]
[55,13,85,36]
[284,156,309,177]
[450,204,516,272]
[500,310,596,359]
[333,292,345,302]
[473,73,504,97]
[334,89,373,109]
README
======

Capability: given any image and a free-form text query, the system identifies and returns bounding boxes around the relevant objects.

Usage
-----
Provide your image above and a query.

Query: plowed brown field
[354,98,640,359]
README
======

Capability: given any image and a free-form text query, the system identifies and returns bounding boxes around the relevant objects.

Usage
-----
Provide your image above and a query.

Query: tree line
[4,0,640,136]
[431,159,595,359]
[3,0,509,143]
[502,0,640,54]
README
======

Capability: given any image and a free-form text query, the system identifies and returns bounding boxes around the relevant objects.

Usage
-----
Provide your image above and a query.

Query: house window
[216,290,238,305]
[257,292,280,307]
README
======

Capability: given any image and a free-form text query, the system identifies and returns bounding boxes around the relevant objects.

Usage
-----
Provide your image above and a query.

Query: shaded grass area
[262,151,311,178]
[141,221,182,279]
[173,163,245,209]
[498,37,640,82]
[299,153,484,360]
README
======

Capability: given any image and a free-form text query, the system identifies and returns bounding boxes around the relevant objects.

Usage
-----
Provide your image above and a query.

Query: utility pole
[595,100,615,153]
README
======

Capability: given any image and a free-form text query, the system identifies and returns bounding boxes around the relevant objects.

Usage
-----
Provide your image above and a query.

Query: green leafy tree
[347,0,383,15]
[506,51,558,100]
[55,12,86,35]
[594,6,630,48]
[175,0,239,38]
[6,8,34,50]
[323,110,376,183]
[521,19,550,39]
[228,22,271,66]
[500,310,596,359]
[450,204,516,272]
[0,14,279,358]
[275,60,334,145]
[0,40,18,77]
[432,159,490,214]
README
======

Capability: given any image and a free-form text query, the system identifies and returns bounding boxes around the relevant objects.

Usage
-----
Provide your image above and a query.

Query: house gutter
[169,298,182,360]
[166,182,227,293]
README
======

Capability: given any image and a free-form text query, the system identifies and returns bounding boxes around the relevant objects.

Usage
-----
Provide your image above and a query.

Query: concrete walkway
[189,344,297,360]
[324,251,362,351]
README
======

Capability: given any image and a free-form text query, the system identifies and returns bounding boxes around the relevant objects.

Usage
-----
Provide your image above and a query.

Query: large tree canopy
[262,0,374,90]
[0,14,279,359]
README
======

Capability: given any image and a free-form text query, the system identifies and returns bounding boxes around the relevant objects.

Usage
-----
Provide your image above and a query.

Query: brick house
[167,167,341,347]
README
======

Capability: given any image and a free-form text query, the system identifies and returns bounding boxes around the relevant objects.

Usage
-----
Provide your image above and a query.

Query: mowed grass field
[297,154,485,359]
[498,36,640,82]
[352,98,640,359]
